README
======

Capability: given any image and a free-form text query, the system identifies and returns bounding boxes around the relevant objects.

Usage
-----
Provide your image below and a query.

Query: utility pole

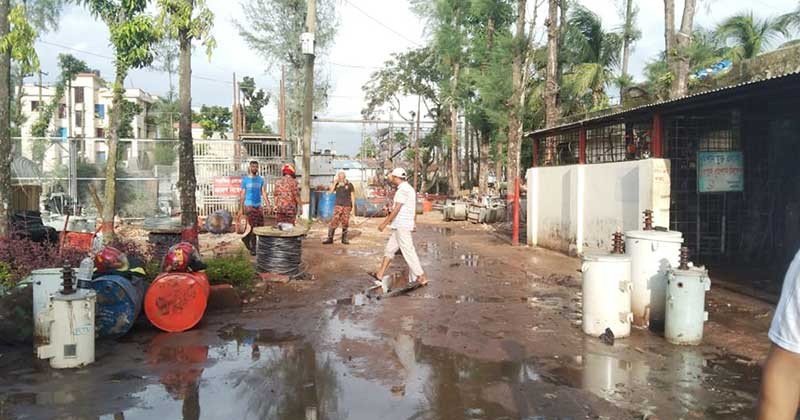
[232,72,238,141]
[300,0,316,218]
[414,96,420,191]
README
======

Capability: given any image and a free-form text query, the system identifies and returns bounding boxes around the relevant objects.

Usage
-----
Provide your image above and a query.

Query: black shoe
[323,228,335,244]
[341,230,350,245]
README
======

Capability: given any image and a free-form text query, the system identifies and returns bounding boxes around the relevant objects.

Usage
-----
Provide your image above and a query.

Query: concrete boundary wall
[527,159,671,255]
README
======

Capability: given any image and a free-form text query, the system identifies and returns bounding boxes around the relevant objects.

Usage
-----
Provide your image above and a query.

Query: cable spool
[253,226,309,278]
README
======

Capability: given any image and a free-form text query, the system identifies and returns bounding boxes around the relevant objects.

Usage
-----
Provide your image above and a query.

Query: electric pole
[300,0,316,218]
[414,96,421,191]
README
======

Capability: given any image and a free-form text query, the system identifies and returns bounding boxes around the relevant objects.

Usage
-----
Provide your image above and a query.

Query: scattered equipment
[665,247,711,345]
[626,210,683,328]
[36,262,96,369]
[581,232,632,339]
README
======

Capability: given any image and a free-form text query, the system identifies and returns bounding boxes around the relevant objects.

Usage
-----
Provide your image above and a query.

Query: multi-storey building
[18,71,157,170]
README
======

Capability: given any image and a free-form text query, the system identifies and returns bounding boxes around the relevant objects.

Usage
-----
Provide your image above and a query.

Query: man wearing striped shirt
[374,168,429,286]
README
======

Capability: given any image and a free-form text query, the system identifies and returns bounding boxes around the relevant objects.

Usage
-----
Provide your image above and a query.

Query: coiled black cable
[255,234,304,277]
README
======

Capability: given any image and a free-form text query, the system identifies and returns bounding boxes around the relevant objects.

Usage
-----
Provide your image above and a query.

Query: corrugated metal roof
[11,156,42,184]
[531,70,800,136]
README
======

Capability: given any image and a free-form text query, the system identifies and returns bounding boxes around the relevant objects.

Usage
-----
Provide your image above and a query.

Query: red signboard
[213,176,243,196]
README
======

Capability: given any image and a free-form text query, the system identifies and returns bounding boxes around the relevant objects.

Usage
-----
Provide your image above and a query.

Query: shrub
[204,252,256,290]
[0,236,85,288]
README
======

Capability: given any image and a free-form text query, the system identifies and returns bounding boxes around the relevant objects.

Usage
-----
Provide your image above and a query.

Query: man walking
[372,168,428,286]
[239,161,271,255]
[323,171,356,245]
[758,249,800,419]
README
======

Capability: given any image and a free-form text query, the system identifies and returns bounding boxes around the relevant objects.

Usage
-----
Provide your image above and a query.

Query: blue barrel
[90,274,145,339]
[318,192,336,221]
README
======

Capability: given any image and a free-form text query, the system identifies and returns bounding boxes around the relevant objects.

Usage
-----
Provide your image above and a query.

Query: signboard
[697,151,744,193]
[213,176,243,196]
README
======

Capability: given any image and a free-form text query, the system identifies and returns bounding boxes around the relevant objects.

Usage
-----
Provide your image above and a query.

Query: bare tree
[664,0,697,98]
[544,0,559,128]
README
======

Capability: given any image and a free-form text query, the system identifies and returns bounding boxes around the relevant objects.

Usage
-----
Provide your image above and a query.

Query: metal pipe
[512,176,520,246]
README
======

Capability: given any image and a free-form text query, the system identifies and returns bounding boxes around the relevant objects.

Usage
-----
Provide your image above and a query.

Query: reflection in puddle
[431,227,454,236]
[459,254,480,267]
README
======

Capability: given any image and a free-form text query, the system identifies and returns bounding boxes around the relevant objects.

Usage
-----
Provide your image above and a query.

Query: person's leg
[324,207,340,244]
[375,231,400,279]
[758,344,800,420]
[341,206,352,244]
[396,229,427,285]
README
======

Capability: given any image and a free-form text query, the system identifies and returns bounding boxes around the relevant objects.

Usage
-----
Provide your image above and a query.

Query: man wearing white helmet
[372,167,429,286]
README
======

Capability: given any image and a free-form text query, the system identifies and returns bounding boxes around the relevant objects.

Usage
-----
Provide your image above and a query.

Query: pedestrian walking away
[758,248,800,420]
[238,161,271,255]
[274,163,302,225]
[371,167,429,286]
[323,171,356,245]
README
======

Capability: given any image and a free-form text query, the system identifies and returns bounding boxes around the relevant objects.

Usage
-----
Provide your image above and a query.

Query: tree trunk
[177,29,198,233]
[507,0,527,187]
[102,70,126,234]
[544,0,560,128]
[621,0,634,79]
[479,132,489,194]
[449,62,460,195]
[670,0,696,98]
[0,0,10,237]
[494,142,503,188]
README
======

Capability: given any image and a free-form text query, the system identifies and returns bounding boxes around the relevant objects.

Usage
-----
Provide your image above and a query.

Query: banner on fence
[212,176,243,196]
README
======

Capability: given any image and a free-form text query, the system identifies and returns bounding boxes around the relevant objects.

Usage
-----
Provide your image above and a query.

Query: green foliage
[30,54,91,140]
[205,252,257,289]
[361,47,442,119]
[150,37,179,100]
[154,142,177,165]
[118,100,143,139]
[356,136,378,159]
[715,12,790,60]
[0,262,12,291]
[238,76,270,132]
[0,4,40,76]
[156,0,216,59]
[195,105,231,138]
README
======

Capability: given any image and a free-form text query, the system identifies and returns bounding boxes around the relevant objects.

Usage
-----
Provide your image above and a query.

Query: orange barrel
[144,272,211,333]
[422,199,433,213]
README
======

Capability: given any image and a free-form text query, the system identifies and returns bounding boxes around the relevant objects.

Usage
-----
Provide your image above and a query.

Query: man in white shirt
[373,168,429,286]
[759,249,800,419]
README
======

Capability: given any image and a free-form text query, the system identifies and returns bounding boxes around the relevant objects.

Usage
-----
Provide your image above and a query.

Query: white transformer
[665,266,711,345]
[625,229,683,328]
[581,253,632,338]
[37,288,97,369]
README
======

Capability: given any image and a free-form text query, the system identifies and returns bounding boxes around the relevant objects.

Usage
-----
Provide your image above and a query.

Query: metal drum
[665,266,710,345]
[145,272,210,333]
[625,230,683,328]
[90,274,145,339]
[581,253,632,338]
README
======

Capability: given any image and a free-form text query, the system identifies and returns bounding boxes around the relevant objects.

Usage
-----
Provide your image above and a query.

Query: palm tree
[560,4,623,112]
[715,12,788,60]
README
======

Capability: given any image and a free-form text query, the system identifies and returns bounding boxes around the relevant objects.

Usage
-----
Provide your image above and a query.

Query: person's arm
[758,344,800,419]
[329,178,338,193]
[379,202,403,232]
[238,179,246,215]
[261,179,271,211]
[351,186,356,216]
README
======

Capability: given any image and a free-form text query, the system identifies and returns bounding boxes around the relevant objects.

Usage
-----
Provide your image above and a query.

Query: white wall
[527,159,671,255]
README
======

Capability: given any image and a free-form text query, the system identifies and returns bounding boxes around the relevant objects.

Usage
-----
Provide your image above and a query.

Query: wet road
[0,216,769,419]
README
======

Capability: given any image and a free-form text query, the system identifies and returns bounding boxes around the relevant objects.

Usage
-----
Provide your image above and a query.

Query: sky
[33,0,799,156]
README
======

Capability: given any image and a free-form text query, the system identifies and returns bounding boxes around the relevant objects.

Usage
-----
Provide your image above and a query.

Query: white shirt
[769,249,800,353]
[390,181,416,231]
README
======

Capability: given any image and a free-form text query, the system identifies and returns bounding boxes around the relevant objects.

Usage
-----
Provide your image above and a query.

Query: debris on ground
[599,327,615,346]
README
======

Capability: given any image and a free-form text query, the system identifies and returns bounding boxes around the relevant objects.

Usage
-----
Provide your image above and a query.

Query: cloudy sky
[34,0,799,156]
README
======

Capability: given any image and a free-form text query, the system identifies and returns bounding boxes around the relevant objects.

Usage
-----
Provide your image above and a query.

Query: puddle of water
[332,249,377,258]
[459,253,480,267]
[431,227,454,236]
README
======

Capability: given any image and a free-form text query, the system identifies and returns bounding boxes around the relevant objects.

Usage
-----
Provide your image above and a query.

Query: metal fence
[12,136,291,219]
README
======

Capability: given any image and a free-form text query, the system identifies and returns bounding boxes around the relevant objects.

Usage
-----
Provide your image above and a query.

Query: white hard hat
[390,167,407,178]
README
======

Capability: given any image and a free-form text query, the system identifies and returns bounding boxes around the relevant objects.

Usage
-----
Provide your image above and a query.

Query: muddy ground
[0,213,775,420]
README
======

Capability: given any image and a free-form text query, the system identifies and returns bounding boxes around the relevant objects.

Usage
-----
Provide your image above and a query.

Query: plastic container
[89,274,145,339]
[665,266,711,345]
[625,230,683,328]
[36,288,96,368]
[581,253,632,338]
[145,272,210,333]
[318,192,336,221]
[422,199,433,213]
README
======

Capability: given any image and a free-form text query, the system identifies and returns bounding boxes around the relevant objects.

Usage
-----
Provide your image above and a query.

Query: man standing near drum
[238,161,271,255]
[323,171,356,245]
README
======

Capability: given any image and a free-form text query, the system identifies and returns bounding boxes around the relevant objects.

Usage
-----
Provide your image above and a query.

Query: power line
[342,0,422,47]
[328,61,381,70]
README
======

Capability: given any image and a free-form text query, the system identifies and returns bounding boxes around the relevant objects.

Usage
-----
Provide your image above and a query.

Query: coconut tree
[560,4,623,112]
[715,12,790,60]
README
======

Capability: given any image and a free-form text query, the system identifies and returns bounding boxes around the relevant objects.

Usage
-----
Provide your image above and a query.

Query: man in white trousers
[373,167,429,286]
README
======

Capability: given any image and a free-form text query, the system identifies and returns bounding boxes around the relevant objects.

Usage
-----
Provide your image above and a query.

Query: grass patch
[205,251,257,290]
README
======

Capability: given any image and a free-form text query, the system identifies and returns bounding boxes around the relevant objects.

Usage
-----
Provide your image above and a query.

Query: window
[75,111,84,127]
[74,87,84,103]
[94,104,105,119]
[95,151,106,163]
[58,104,66,118]
[95,128,105,138]
[31,101,40,111]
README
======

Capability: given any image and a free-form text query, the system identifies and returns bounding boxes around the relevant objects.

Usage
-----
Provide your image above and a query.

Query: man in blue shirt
[238,161,271,255]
